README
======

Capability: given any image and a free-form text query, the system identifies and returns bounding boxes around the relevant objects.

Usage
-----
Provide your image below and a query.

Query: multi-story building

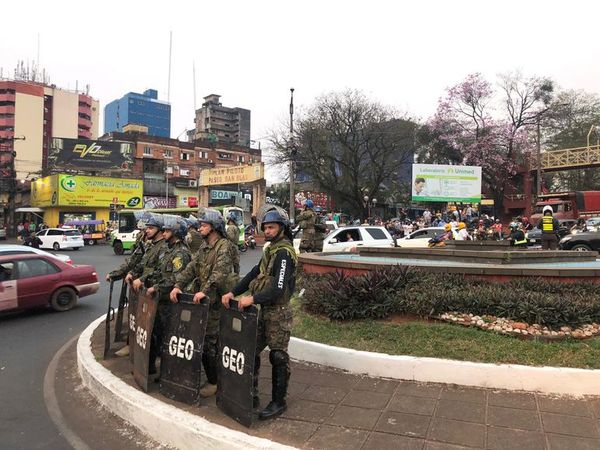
[104,131,262,209]
[192,94,251,146]
[0,79,99,181]
[104,89,171,138]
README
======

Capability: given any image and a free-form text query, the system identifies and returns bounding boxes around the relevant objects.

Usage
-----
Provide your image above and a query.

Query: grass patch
[291,299,600,369]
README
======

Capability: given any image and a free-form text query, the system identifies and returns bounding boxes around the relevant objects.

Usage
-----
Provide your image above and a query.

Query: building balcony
[0,105,15,114]
[78,116,92,128]
[0,93,16,103]
[0,118,14,127]
[0,129,14,140]
[78,129,92,139]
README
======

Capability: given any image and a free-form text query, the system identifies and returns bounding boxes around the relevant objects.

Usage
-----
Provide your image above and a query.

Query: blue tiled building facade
[104,89,171,138]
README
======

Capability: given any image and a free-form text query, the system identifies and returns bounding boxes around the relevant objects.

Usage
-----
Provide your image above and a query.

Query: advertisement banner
[58,175,143,208]
[49,138,134,171]
[143,196,177,209]
[411,164,481,203]
[31,176,58,207]
[294,191,330,210]
[178,196,198,207]
[199,163,264,186]
[211,190,239,201]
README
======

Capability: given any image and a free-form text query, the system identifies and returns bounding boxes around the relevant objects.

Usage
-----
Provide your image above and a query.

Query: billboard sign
[49,138,134,171]
[411,164,481,202]
[199,163,264,187]
[294,191,331,210]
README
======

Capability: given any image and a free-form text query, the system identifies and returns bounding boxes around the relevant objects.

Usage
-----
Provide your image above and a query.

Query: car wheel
[572,244,592,251]
[113,241,124,255]
[53,242,60,251]
[87,239,95,246]
[51,287,78,312]
[73,247,80,251]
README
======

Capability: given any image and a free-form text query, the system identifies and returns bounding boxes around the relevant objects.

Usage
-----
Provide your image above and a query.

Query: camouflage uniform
[226,223,241,275]
[186,228,203,254]
[150,239,192,369]
[231,235,297,416]
[108,231,146,280]
[130,238,167,287]
[297,208,316,252]
[174,236,236,386]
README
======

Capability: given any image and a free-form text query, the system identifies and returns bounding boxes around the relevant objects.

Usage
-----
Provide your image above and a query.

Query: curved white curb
[77,316,295,450]
[289,337,600,396]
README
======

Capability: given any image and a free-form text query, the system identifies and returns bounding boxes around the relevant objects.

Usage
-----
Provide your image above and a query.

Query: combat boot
[115,345,129,357]
[259,363,289,420]
[200,351,218,398]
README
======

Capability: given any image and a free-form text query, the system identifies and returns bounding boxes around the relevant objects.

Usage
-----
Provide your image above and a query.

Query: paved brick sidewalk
[93,324,600,450]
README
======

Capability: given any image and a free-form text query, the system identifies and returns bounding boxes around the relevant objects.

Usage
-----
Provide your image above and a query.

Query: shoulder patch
[173,256,183,271]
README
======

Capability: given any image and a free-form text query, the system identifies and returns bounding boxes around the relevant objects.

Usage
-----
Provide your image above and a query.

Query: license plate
[529,239,537,243]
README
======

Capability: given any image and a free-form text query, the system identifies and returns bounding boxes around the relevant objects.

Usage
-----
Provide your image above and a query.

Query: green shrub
[298,267,600,328]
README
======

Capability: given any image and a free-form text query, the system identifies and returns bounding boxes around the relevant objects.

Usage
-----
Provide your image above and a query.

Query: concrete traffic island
[79,315,600,449]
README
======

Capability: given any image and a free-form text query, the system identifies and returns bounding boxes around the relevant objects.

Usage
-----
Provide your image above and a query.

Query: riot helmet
[542,205,553,216]
[162,215,187,240]
[133,210,154,229]
[185,216,199,229]
[226,212,238,225]
[257,204,292,241]
[197,208,226,237]
[305,199,314,209]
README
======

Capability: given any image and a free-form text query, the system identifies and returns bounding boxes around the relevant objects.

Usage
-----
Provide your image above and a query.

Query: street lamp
[363,195,377,221]
[289,88,296,222]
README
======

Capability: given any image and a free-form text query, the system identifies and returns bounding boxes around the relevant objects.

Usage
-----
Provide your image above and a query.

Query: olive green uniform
[174,236,237,385]
[108,231,146,280]
[186,228,203,254]
[297,208,316,252]
[226,223,241,274]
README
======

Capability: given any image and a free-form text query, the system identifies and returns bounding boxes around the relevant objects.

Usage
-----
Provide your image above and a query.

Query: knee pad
[269,350,289,367]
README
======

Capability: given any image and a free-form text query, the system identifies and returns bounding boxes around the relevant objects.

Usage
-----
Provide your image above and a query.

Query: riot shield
[159,293,209,404]
[217,300,259,427]
[132,290,158,392]
[128,287,139,365]
[114,279,129,343]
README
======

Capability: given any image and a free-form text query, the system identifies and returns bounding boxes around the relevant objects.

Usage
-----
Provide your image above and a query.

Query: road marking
[43,334,91,450]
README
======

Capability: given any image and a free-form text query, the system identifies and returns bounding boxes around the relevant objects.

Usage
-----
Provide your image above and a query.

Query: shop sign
[144,196,177,209]
[199,163,264,186]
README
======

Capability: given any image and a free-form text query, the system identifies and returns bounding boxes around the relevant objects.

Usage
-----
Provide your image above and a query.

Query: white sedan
[320,226,395,252]
[0,244,73,265]
[396,227,457,248]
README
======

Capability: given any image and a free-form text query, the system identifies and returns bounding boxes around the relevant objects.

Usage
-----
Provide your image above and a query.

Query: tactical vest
[249,239,297,305]
[542,216,555,233]
[141,239,166,277]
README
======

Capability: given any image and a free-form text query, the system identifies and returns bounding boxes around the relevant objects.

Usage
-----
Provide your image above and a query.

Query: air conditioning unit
[208,159,214,163]
[189,180,198,187]
[173,165,179,170]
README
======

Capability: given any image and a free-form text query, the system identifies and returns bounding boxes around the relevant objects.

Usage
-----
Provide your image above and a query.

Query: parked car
[396,227,457,248]
[0,245,73,265]
[0,253,99,312]
[320,226,395,252]
[36,228,84,251]
[558,231,600,251]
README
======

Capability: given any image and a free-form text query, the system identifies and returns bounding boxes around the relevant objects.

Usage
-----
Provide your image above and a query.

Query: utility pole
[536,119,542,199]
[0,135,26,237]
[289,88,295,222]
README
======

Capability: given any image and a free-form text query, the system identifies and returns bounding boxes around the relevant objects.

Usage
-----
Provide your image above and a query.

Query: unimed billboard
[49,138,134,171]
[412,164,482,203]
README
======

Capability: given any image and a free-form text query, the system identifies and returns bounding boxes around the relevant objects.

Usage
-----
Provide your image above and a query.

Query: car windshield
[65,230,81,236]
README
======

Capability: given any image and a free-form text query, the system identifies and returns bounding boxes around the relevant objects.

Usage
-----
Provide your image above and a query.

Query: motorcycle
[245,234,256,249]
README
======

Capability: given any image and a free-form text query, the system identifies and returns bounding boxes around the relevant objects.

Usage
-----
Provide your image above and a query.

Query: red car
[0,254,99,313]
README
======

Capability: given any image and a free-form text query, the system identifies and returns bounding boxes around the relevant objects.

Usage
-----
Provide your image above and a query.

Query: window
[366,228,388,240]
[180,169,190,176]
[200,152,208,159]
[36,230,47,236]
[47,229,63,236]
[0,262,15,281]
[143,146,152,156]
[410,230,428,239]
[218,153,232,160]
[334,229,361,243]
[165,166,173,174]
[238,155,245,163]
[65,230,82,237]
[17,259,59,279]
[164,149,173,158]
[181,152,191,161]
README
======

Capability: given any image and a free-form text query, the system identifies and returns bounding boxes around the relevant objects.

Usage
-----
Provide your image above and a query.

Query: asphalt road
[0,242,262,450]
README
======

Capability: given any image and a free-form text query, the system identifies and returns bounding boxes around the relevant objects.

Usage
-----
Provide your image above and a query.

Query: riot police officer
[222,206,297,420]
[297,199,316,253]
[170,208,236,398]
[226,213,241,275]
[185,216,203,254]
[105,211,151,357]
[146,215,192,375]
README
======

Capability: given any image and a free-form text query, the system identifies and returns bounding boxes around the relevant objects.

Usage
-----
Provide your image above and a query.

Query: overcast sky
[2,1,599,181]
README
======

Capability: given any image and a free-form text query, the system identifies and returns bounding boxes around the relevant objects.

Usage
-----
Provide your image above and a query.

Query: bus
[109,206,245,255]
